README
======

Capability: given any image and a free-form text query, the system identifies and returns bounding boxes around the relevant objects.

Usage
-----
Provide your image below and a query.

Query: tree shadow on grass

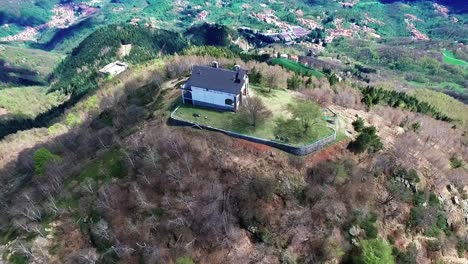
[228,115,268,136]
[251,87,277,98]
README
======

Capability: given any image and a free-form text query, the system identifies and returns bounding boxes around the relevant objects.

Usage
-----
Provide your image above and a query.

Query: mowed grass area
[271,58,325,78]
[0,86,66,120]
[173,86,333,146]
[443,50,468,68]
[409,88,468,129]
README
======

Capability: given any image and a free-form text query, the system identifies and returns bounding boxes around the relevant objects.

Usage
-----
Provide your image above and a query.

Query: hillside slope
[0,53,466,263]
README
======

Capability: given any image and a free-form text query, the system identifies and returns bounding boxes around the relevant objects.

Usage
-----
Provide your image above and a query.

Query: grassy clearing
[271,58,325,78]
[173,86,333,146]
[59,149,126,211]
[408,80,465,94]
[64,150,126,191]
[0,45,64,79]
[0,24,24,38]
[443,50,468,68]
[0,86,66,120]
[409,88,468,129]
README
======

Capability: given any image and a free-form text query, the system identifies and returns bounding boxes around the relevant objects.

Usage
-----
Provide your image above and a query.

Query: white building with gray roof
[180,62,249,112]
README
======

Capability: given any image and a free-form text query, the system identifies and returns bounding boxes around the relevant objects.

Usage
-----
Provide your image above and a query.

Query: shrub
[449,156,464,169]
[428,193,439,206]
[355,212,378,239]
[410,194,449,237]
[394,243,418,264]
[356,238,395,264]
[352,116,365,132]
[412,191,426,206]
[410,122,421,132]
[176,257,195,264]
[182,45,237,58]
[349,126,383,154]
[65,112,80,127]
[424,226,442,237]
[8,252,29,264]
[426,240,441,252]
[393,167,420,184]
[361,220,378,239]
[360,213,379,238]
[281,249,298,264]
[250,176,276,201]
[33,147,60,176]
[456,238,468,258]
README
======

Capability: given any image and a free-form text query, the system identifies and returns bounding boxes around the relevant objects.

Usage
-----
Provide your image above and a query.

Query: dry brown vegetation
[0,55,467,264]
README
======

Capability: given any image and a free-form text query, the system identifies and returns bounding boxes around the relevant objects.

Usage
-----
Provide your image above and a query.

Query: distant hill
[379,0,468,13]
[51,24,188,96]
[0,45,64,87]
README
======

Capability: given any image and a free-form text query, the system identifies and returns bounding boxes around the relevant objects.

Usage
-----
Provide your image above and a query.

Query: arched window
[225,99,234,105]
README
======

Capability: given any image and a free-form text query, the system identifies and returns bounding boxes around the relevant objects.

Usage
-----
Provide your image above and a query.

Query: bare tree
[13,193,42,221]
[13,241,35,257]
[301,88,333,107]
[333,86,363,109]
[237,96,272,127]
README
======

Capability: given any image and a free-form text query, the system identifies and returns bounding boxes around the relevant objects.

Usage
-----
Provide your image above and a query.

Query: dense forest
[184,23,238,47]
[1,24,188,139]
[51,24,188,96]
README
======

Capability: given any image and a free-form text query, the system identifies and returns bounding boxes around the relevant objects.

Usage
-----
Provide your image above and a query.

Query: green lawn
[443,50,468,68]
[173,87,333,146]
[271,58,325,78]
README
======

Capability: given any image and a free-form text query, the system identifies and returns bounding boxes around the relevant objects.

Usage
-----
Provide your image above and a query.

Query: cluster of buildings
[257,26,310,44]
[0,2,98,42]
[404,14,429,41]
[339,0,359,8]
[249,10,312,44]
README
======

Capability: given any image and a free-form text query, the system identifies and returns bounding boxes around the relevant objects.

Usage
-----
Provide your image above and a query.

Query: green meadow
[271,58,325,78]
[443,50,468,68]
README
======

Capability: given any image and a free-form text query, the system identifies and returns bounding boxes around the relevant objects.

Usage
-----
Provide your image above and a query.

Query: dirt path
[0,107,7,117]
[329,105,404,149]
[161,77,188,90]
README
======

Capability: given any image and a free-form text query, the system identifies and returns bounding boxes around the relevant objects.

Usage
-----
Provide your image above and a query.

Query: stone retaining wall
[170,107,336,156]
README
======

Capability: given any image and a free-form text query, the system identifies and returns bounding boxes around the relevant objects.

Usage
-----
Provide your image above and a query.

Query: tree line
[360,86,451,122]
[50,24,188,96]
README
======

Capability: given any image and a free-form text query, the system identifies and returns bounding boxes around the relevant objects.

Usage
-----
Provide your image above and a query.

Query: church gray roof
[185,66,247,94]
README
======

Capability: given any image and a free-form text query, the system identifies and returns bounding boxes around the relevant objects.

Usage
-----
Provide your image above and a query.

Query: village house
[289,54,299,62]
[180,62,249,111]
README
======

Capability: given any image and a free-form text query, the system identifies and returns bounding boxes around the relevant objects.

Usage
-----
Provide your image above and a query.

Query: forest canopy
[50,24,188,96]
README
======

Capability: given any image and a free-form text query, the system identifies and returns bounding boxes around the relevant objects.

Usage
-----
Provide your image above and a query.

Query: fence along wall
[170,107,336,156]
